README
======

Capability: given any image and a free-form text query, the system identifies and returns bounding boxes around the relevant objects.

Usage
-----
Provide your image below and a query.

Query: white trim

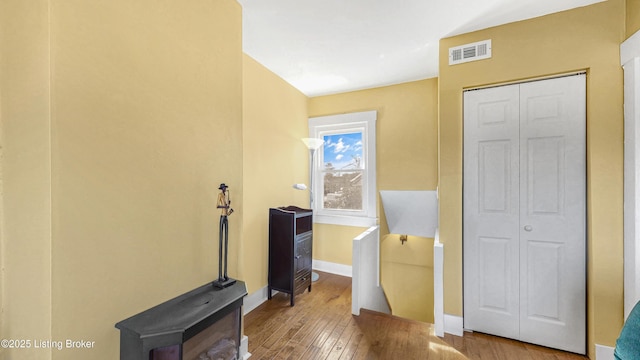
[243,285,270,315]
[444,314,464,337]
[434,230,444,337]
[313,259,352,278]
[314,214,377,227]
[240,335,251,359]
[595,344,615,360]
[308,111,377,225]
[622,39,640,319]
[243,259,353,316]
[621,30,640,65]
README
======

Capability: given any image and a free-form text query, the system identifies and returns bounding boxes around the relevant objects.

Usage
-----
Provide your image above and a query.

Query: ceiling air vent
[449,40,492,65]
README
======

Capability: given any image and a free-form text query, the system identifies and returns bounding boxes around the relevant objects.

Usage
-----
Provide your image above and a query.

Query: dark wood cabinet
[268,206,313,306]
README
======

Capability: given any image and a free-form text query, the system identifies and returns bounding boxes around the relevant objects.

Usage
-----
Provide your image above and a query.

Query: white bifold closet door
[463,74,586,354]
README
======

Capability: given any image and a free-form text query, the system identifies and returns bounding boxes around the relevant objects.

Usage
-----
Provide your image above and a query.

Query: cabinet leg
[308,284,312,293]
[268,287,272,300]
[290,294,294,307]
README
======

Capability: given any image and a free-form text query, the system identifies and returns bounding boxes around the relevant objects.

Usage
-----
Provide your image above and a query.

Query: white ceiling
[238,0,604,97]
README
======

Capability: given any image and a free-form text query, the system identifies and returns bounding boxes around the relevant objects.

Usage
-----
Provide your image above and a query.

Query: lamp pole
[301,138,324,282]
[309,147,316,210]
[301,138,325,210]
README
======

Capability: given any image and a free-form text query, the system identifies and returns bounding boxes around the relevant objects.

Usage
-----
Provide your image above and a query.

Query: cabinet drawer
[294,271,311,295]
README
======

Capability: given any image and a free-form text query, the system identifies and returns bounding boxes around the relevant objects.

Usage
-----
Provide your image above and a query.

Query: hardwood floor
[244,272,590,360]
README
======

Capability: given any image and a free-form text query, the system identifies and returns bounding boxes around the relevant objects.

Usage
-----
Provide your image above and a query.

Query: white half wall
[352,226,390,316]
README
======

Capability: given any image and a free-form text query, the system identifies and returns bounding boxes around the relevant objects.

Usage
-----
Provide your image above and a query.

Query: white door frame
[622,30,640,320]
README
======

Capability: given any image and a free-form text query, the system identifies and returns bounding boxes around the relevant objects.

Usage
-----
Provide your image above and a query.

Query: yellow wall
[308,79,439,265]
[627,0,640,37]
[313,224,367,265]
[439,0,625,356]
[0,1,53,359]
[309,80,439,320]
[1,1,243,359]
[381,234,434,323]
[242,54,310,293]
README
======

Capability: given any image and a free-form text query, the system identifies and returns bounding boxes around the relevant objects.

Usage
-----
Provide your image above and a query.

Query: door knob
[524,225,533,232]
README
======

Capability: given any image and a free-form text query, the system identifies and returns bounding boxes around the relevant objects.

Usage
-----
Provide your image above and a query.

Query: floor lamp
[301,137,324,282]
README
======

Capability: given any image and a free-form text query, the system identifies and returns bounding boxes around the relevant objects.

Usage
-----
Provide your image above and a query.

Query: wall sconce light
[399,234,408,245]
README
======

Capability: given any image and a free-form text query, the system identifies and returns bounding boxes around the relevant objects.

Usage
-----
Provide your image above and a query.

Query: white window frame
[309,111,377,227]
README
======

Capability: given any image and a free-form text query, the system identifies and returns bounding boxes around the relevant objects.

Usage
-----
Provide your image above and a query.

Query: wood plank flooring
[244,272,590,360]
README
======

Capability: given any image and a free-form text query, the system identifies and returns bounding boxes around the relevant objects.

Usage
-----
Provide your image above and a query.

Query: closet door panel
[463,84,520,338]
[519,75,586,354]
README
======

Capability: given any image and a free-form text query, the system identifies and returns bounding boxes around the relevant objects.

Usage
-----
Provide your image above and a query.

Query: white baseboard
[240,335,251,359]
[243,259,352,315]
[595,344,615,360]
[243,285,270,315]
[313,260,352,278]
[444,314,464,337]
[440,313,612,359]
[243,261,353,317]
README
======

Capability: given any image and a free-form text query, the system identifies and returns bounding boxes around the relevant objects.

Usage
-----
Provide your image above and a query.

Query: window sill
[313,214,377,228]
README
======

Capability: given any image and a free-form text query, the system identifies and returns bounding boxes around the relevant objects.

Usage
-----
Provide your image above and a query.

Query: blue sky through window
[323,132,363,170]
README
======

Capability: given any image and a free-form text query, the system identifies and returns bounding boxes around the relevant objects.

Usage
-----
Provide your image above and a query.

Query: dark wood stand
[268,206,313,306]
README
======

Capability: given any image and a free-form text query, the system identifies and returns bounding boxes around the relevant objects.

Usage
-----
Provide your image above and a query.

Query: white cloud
[332,138,350,153]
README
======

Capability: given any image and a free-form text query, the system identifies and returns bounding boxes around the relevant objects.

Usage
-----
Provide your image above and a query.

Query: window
[309,111,376,227]
[322,132,363,210]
